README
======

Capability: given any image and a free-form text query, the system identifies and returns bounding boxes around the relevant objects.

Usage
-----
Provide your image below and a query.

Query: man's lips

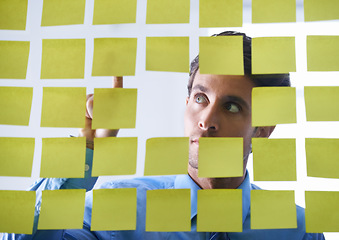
[190,138,200,145]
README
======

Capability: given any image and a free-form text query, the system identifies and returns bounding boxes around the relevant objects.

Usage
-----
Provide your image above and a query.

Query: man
[3,31,325,239]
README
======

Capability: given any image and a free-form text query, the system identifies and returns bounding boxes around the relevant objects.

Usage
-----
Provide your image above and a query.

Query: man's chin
[188,159,198,170]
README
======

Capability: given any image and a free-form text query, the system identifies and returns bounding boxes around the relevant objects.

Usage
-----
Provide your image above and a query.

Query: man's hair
[188,31,291,96]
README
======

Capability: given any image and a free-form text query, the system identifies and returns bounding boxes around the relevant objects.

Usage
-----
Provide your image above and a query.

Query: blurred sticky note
[92,38,137,76]
[92,88,137,129]
[252,0,296,23]
[305,138,339,178]
[146,189,191,231]
[41,39,85,79]
[199,0,242,27]
[0,87,33,125]
[0,190,35,234]
[93,0,137,24]
[307,35,339,71]
[146,37,189,73]
[252,87,296,126]
[40,87,86,128]
[41,0,85,26]
[91,188,137,231]
[0,0,28,30]
[252,37,296,74]
[0,137,34,177]
[38,189,86,229]
[199,36,244,75]
[304,86,339,121]
[0,41,30,79]
[252,138,296,181]
[92,137,137,176]
[251,190,297,229]
[304,0,339,22]
[40,137,86,178]
[146,0,190,24]
[197,189,242,232]
[144,137,189,176]
[198,138,243,178]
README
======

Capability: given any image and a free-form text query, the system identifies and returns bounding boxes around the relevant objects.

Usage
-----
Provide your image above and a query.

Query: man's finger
[113,76,123,88]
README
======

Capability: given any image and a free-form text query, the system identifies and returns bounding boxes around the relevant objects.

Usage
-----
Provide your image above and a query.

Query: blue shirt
[2,149,325,240]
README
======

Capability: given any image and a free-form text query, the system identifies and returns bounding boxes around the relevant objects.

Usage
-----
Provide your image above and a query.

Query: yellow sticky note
[0,137,34,177]
[0,190,35,234]
[304,86,339,121]
[40,137,86,178]
[305,191,339,232]
[41,0,85,26]
[93,0,137,24]
[0,41,30,79]
[91,188,137,231]
[199,0,242,27]
[92,137,137,176]
[92,38,137,76]
[41,39,85,79]
[0,87,33,126]
[198,138,243,178]
[0,0,27,30]
[146,0,190,24]
[252,87,296,126]
[252,37,296,74]
[252,138,296,181]
[304,0,339,22]
[146,189,191,232]
[305,138,339,179]
[251,190,297,229]
[92,88,137,129]
[252,0,296,23]
[307,35,339,71]
[197,189,242,232]
[38,189,86,229]
[146,37,189,73]
[40,87,86,128]
[199,36,244,75]
[144,137,189,176]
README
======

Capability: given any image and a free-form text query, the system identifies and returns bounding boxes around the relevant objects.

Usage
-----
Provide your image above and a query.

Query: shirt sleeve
[302,233,326,240]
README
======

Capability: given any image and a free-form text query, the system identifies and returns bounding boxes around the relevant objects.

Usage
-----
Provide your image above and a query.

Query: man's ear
[254,126,276,138]
[185,96,189,105]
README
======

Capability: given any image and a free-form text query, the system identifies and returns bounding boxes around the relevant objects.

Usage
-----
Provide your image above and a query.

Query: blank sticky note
[92,38,137,76]
[304,86,339,121]
[0,0,28,30]
[0,190,35,234]
[252,0,296,23]
[0,137,34,177]
[199,36,244,75]
[0,87,33,126]
[38,189,86,229]
[304,0,339,22]
[252,37,296,74]
[252,87,296,126]
[91,188,137,231]
[92,88,137,129]
[41,39,85,79]
[146,37,189,73]
[305,138,339,179]
[40,137,86,178]
[40,87,86,128]
[307,36,339,71]
[198,138,243,178]
[146,0,190,24]
[251,190,297,229]
[93,0,137,24]
[252,138,296,181]
[197,189,242,232]
[199,0,242,27]
[144,137,189,176]
[41,0,85,26]
[146,189,191,232]
[0,41,30,79]
[92,137,137,176]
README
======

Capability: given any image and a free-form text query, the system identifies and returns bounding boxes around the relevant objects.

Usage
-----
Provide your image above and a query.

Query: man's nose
[198,105,219,132]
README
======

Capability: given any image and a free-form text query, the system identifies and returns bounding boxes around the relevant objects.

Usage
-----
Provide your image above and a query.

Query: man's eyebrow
[192,84,209,93]
[224,95,250,110]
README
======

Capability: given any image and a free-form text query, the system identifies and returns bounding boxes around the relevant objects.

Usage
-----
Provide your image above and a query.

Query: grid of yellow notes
[0,0,28,30]
[93,0,137,24]
[252,0,296,23]
[146,0,190,24]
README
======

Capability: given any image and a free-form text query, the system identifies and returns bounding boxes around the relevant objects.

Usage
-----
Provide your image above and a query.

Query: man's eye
[195,95,207,104]
[225,103,241,113]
